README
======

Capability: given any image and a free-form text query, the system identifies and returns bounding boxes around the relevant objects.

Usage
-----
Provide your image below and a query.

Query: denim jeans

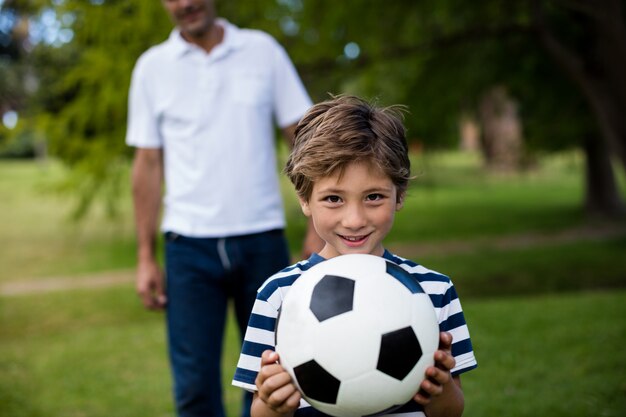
[164,229,291,417]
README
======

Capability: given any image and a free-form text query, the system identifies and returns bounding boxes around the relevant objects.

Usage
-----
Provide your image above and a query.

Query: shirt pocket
[159,107,199,140]
[228,71,272,106]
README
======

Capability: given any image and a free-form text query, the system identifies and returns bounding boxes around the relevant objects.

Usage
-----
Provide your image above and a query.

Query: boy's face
[300,161,403,259]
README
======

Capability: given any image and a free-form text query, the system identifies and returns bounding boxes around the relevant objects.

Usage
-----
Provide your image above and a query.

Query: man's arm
[280,124,324,258]
[131,147,166,309]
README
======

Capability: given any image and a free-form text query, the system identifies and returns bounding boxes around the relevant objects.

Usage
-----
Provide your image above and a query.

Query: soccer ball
[275,254,440,417]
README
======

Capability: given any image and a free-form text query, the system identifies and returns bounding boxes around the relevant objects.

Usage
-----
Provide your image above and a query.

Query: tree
[0,0,32,154]
[16,0,172,216]
[11,0,279,216]
[12,0,626,217]
[286,0,626,216]
[531,0,626,215]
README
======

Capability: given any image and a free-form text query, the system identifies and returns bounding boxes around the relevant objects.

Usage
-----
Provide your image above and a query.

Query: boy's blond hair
[285,95,411,201]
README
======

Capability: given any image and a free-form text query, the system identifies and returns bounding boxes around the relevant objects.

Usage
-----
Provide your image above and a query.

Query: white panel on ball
[275,254,439,417]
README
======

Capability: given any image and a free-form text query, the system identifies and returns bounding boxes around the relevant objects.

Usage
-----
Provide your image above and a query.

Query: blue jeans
[165,229,291,417]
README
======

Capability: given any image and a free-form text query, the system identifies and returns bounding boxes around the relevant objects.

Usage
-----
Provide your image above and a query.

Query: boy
[232,96,477,417]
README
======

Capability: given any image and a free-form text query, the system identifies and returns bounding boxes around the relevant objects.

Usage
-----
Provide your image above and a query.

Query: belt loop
[217,238,231,271]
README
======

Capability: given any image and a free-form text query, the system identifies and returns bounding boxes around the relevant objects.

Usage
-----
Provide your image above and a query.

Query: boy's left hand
[413,331,456,405]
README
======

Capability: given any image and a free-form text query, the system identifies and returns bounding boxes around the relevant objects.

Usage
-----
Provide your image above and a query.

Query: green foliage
[7,0,623,215]
[28,0,171,215]
[0,125,40,158]
[285,0,601,151]
[0,56,25,107]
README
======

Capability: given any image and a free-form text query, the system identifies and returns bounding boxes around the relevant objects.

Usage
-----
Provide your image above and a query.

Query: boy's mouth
[339,234,369,246]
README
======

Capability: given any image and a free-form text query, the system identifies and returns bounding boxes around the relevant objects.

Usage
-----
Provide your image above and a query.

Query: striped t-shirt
[232,251,477,417]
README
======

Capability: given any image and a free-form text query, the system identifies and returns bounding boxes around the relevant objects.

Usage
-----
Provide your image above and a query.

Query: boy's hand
[255,350,302,414]
[413,332,456,406]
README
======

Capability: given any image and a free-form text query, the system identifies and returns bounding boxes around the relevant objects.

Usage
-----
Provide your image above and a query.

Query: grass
[2,150,624,284]
[0,286,172,417]
[286,150,621,246]
[462,290,626,417]
[0,161,136,283]
[1,285,625,417]
[1,150,626,417]
[419,236,626,298]
[394,151,589,241]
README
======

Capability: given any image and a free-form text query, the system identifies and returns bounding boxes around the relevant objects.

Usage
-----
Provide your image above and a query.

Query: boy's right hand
[255,350,302,415]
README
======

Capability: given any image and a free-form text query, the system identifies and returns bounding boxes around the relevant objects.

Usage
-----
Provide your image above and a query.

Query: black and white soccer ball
[275,254,440,417]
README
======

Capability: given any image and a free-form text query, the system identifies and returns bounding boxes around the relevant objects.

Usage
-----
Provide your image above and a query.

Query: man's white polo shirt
[126,19,312,238]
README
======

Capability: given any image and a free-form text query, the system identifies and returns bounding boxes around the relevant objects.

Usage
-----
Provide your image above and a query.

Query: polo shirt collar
[308,250,395,266]
[166,18,245,58]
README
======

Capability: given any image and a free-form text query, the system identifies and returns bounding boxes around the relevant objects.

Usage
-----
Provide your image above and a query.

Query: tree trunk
[478,86,524,172]
[532,0,626,217]
[576,4,626,175]
[459,113,481,152]
[582,134,626,216]
[532,0,626,168]
[594,0,626,170]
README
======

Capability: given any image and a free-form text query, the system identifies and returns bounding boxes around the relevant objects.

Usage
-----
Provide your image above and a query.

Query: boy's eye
[324,195,342,203]
[366,193,384,201]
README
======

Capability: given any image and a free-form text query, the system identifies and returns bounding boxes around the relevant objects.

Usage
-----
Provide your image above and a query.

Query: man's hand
[136,259,166,310]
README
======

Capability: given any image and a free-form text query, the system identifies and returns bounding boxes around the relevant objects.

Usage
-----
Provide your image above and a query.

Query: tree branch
[550,0,607,20]
[530,0,589,91]
[299,22,533,74]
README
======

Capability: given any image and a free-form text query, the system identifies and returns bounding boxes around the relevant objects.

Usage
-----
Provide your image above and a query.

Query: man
[125,1,321,416]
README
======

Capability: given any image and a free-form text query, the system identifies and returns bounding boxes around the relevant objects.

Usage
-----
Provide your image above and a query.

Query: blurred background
[1,1,625,416]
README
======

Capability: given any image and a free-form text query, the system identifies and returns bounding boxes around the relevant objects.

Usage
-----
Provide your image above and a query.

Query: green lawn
[462,290,626,417]
[0,161,136,283]
[1,286,624,417]
[394,151,590,240]
[1,151,625,417]
[1,151,625,284]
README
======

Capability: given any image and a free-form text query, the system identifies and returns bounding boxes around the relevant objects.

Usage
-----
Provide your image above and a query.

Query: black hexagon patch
[294,359,341,404]
[309,275,355,322]
[376,326,422,380]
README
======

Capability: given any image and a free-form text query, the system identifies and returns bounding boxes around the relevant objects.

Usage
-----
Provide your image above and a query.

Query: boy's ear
[299,197,312,217]
[396,192,405,211]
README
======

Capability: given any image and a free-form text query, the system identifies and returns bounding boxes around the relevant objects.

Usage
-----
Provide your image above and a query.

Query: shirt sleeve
[125,56,163,149]
[437,283,478,375]
[396,255,478,377]
[232,293,281,391]
[270,41,312,128]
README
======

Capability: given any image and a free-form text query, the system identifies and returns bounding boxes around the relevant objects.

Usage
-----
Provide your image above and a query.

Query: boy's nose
[341,204,367,230]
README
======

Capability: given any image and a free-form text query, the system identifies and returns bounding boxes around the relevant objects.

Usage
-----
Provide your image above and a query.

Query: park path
[389,221,626,256]
[1,222,625,297]
[0,269,135,296]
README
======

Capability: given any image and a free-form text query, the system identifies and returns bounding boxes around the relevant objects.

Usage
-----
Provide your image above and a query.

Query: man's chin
[179,20,212,38]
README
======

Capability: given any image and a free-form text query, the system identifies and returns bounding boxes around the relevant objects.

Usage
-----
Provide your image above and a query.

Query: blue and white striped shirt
[232,251,477,417]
